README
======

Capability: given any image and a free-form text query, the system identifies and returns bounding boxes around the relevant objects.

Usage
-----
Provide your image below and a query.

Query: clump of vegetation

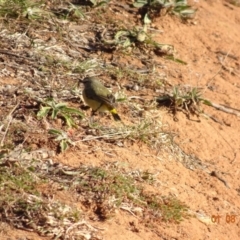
[0,0,52,19]
[157,86,212,121]
[48,128,75,152]
[101,25,174,55]
[43,161,189,223]
[87,0,110,7]
[0,158,92,239]
[54,2,86,20]
[133,0,196,21]
[37,99,84,128]
[0,0,87,21]
[80,117,169,149]
[0,153,189,238]
[144,194,189,222]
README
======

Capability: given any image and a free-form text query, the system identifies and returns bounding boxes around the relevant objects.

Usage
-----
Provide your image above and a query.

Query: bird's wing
[97,93,116,107]
[85,88,116,107]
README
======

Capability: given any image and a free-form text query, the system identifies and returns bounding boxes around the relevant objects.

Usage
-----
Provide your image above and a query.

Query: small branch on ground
[0,102,20,147]
[209,102,240,117]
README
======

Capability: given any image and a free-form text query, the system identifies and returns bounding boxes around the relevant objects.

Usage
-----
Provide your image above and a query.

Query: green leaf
[64,115,76,128]
[180,9,196,14]
[180,9,196,18]
[201,99,212,106]
[175,1,189,7]
[62,107,84,117]
[48,129,62,135]
[73,8,85,19]
[133,2,146,8]
[165,55,187,65]
[143,13,151,24]
[94,0,109,7]
[122,38,132,48]
[137,31,147,42]
[115,30,129,41]
[60,140,68,152]
[90,0,97,5]
[37,106,51,118]
[173,87,180,97]
[163,2,174,8]
[55,102,68,109]
[51,108,59,119]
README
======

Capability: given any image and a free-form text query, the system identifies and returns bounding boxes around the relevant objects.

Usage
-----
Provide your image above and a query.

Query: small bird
[81,77,121,121]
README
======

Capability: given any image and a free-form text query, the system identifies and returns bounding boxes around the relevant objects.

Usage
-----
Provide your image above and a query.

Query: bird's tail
[110,108,121,121]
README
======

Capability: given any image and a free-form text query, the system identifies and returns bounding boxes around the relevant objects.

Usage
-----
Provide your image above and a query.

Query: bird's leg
[89,110,96,125]
[89,102,103,125]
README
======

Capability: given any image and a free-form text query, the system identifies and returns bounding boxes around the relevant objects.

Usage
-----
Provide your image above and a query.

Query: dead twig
[215,50,238,61]
[65,220,101,235]
[120,205,138,217]
[210,102,240,117]
[0,102,20,147]
[0,49,30,60]
[210,171,230,188]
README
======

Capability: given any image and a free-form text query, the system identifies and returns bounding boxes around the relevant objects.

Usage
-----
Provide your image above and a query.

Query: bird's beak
[78,78,84,87]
